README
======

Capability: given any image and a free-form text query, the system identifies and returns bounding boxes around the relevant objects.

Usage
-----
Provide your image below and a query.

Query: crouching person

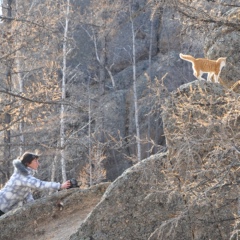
[0,152,71,216]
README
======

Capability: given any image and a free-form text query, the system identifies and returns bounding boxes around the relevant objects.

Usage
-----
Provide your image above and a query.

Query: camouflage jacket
[0,159,60,213]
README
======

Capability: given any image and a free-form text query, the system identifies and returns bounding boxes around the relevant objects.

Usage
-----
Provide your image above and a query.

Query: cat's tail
[179,53,195,62]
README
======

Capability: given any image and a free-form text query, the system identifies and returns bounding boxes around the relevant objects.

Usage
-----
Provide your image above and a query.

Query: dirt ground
[22,205,94,240]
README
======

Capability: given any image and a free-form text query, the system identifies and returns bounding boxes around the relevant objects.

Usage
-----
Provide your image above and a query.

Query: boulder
[70,80,240,240]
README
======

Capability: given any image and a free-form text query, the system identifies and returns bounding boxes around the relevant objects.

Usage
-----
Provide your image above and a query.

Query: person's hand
[60,180,71,189]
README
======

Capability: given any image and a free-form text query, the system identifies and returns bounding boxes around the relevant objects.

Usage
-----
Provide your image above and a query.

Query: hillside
[0,1,240,239]
[0,183,110,240]
[1,80,239,240]
[70,80,240,240]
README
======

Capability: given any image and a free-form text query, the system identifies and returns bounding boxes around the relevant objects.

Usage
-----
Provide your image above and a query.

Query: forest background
[0,0,239,193]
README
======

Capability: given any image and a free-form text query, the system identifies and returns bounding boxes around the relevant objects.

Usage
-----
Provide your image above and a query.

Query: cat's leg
[194,73,203,81]
[214,74,220,83]
[198,71,206,81]
[194,70,204,80]
[207,73,214,82]
[193,70,199,80]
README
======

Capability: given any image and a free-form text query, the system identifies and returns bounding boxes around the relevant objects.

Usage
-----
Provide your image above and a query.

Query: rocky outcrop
[70,80,240,240]
[72,0,206,181]
[1,1,240,239]
[0,183,110,240]
[1,80,239,240]
[204,3,240,91]
[180,0,240,91]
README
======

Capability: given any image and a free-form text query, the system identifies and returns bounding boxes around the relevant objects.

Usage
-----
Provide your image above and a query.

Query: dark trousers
[0,210,5,216]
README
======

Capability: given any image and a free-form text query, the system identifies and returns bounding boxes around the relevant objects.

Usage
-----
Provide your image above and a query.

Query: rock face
[1,1,240,239]
[84,0,240,181]
[181,0,240,91]
[1,81,239,240]
[70,80,240,240]
[204,4,240,91]
[0,183,110,240]
[72,0,206,181]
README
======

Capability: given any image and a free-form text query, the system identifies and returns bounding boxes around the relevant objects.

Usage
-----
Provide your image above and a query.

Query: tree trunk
[60,0,71,182]
[88,77,93,186]
[15,0,24,155]
[147,19,154,158]
[99,37,106,95]
[3,0,14,181]
[130,3,141,162]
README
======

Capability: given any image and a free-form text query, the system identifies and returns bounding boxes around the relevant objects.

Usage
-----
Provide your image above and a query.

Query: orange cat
[179,53,226,83]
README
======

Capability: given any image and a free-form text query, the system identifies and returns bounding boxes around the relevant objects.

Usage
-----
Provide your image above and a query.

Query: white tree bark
[147,19,154,158]
[88,77,93,186]
[130,3,141,162]
[60,0,70,182]
[15,0,24,155]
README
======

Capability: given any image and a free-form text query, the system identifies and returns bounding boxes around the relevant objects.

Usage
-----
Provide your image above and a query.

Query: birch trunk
[88,77,93,186]
[3,0,14,180]
[92,31,116,90]
[15,0,24,155]
[130,3,141,162]
[147,19,154,158]
[60,0,70,182]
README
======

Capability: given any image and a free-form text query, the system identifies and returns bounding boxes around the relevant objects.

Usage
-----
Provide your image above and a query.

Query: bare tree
[1,0,15,181]
[59,0,71,182]
[0,0,64,185]
[80,0,129,92]
[129,1,141,162]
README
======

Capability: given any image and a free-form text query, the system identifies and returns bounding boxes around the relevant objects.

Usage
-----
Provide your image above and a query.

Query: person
[0,152,71,216]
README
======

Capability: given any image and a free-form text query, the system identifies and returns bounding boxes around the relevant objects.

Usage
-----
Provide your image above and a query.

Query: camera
[68,178,80,188]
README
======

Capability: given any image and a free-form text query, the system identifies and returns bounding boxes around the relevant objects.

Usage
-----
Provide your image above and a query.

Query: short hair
[20,152,39,167]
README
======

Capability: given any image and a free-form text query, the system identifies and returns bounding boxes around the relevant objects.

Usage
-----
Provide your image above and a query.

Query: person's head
[20,152,40,170]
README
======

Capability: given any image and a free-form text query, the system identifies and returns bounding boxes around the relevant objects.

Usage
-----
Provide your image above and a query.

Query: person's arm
[25,176,71,190]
